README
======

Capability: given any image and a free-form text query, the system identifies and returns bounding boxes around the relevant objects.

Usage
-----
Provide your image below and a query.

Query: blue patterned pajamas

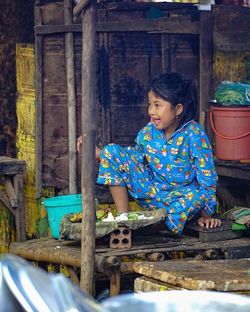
[97,121,217,234]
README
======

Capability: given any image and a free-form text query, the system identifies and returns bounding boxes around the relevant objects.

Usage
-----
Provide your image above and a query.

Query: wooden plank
[133,259,250,291]
[64,0,77,194]
[134,276,184,293]
[80,0,97,295]
[213,5,250,52]
[98,5,111,147]
[199,11,213,129]
[224,246,250,260]
[161,34,170,72]
[34,17,199,35]
[34,5,43,198]
[99,40,111,145]
[214,32,250,52]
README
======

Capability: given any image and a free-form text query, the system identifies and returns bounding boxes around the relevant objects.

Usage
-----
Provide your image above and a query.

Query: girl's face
[147,90,183,139]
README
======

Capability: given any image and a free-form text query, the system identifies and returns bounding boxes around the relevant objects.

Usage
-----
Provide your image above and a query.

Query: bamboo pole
[80,0,97,295]
[64,0,77,194]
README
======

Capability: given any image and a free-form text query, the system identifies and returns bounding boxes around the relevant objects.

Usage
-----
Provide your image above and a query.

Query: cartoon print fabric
[97,120,217,234]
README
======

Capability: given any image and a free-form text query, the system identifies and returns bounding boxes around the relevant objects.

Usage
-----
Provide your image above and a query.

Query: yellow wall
[213,51,250,87]
[16,44,40,238]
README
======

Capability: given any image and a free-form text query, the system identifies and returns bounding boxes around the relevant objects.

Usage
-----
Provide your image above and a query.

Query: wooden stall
[34,1,211,200]
[33,1,250,210]
[8,0,250,298]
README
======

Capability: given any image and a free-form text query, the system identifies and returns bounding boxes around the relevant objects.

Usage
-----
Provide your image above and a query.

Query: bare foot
[197,216,221,229]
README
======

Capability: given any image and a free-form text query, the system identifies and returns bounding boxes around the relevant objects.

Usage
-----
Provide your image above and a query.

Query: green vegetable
[128,213,139,221]
[215,81,250,106]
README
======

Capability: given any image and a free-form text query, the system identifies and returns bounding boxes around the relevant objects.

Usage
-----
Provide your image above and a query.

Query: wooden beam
[99,2,195,11]
[216,166,250,181]
[80,0,97,295]
[64,0,77,194]
[35,24,81,35]
[2,177,17,208]
[0,189,14,213]
[98,16,199,34]
[34,17,199,35]
[73,0,90,18]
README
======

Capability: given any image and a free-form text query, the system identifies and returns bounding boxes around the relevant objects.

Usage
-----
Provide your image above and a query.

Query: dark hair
[149,72,198,125]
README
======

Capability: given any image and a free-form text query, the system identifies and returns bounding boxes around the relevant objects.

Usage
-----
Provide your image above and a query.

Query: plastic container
[44,194,82,239]
[210,106,250,160]
[101,291,250,312]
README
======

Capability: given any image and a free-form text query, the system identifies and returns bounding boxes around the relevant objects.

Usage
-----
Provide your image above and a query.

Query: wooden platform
[133,259,250,293]
[9,235,250,295]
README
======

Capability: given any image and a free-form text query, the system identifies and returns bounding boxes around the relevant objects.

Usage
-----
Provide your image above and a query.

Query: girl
[77,72,221,234]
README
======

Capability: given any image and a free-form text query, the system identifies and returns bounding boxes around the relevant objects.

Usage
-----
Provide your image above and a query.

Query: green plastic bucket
[44,194,82,239]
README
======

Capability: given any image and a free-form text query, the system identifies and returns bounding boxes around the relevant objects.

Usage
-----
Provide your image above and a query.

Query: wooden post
[64,0,77,194]
[79,0,97,295]
[34,2,43,198]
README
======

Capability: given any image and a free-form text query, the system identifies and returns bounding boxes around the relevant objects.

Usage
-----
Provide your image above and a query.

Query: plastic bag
[214,81,250,106]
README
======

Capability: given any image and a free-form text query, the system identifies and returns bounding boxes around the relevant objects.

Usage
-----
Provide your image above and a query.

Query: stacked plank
[133,259,250,295]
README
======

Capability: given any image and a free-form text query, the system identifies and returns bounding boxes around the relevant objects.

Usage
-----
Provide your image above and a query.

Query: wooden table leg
[109,269,121,296]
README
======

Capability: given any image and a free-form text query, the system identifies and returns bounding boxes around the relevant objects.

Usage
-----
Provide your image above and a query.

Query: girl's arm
[123,127,146,163]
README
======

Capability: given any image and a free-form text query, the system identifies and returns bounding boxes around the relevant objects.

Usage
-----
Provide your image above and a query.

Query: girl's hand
[197,216,221,229]
[77,135,102,161]
[77,136,83,153]
[95,146,102,161]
